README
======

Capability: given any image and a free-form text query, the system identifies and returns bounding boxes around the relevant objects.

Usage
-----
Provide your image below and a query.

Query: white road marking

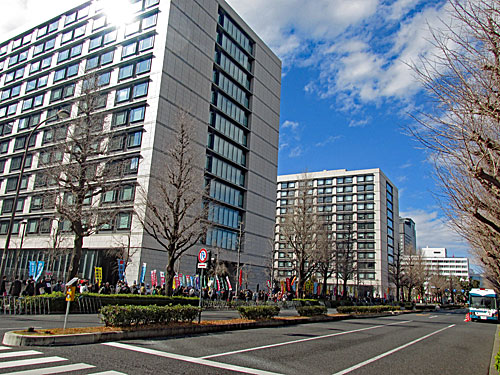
[0,346,11,351]
[331,324,456,375]
[0,357,67,369]
[2,363,96,375]
[200,320,412,359]
[429,315,438,319]
[104,342,283,375]
[0,351,42,359]
[89,371,128,375]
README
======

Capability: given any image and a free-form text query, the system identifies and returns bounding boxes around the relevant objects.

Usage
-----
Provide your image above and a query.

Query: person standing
[9,276,22,297]
[0,275,7,296]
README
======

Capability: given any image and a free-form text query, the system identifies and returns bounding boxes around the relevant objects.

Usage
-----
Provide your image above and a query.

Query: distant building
[399,217,416,254]
[274,168,399,298]
[419,246,470,279]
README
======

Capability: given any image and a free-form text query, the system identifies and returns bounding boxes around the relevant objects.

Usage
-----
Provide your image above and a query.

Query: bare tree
[389,243,405,301]
[402,251,428,302]
[316,222,336,297]
[410,0,500,284]
[44,74,117,279]
[138,112,208,296]
[336,218,357,299]
[279,175,319,298]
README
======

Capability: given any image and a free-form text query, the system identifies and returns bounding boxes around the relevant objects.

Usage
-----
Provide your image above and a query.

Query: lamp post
[12,219,27,277]
[0,110,70,277]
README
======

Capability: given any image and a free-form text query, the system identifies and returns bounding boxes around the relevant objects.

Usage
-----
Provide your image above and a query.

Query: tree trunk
[68,233,83,279]
[165,255,176,297]
[322,269,328,297]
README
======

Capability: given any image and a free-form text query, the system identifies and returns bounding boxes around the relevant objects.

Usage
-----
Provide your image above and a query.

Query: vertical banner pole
[63,301,70,330]
[198,267,204,324]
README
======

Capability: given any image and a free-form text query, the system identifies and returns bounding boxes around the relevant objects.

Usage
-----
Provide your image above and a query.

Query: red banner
[239,269,243,286]
[286,278,291,292]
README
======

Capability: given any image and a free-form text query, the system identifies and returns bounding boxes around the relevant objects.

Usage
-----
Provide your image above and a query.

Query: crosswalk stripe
[1,363,96,375]
[89,371,128,375]
[0,356,66,369]
[0,346,11,351]
[0,351,42,359]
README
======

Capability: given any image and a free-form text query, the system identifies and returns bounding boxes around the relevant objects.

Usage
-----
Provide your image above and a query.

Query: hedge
[99,304,200,327]
[292,299,321,306]
[336,305,399,314]
[296,305,327,316]
[26,293,199,313]
[237,305,280,320]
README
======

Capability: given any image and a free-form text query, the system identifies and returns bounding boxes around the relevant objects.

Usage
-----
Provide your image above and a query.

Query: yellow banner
[95,267,102,287]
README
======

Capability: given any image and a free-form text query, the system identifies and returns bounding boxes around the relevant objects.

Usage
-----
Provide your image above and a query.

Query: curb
[2,311,415,347]
[489,325,500,375]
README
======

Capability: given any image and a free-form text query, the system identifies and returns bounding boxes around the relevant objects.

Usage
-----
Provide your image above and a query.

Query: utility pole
[235,222,243,296]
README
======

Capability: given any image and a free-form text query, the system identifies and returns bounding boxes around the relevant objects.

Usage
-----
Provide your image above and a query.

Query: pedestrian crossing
[0,346,126,375]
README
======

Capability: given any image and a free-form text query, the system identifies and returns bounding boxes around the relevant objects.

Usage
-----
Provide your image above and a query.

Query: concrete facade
[274,169,399,298]
[0,0,281,289]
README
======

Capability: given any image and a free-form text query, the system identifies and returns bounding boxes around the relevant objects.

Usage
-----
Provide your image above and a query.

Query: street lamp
[0,110,70,277]
[12,219,27,277]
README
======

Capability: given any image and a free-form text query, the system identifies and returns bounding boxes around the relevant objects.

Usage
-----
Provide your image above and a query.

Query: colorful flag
[151,270,157,287]
[239,268,242,286]
[286,278,291,292]
[35,261,44,282]
[28,261,36,277]
[160,271,165,286]
[226,276,232,291]
[140,263,147,284]
[95,267,103,287]
[117,260,126,281]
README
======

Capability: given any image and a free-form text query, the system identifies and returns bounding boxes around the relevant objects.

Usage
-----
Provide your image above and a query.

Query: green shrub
[99,304,200,327]
[415,304,437,310]
[296,305,327,316]
[336,305,398,314]
[496,333,500,373]
[292,299,321,306]
[237,305,280,320]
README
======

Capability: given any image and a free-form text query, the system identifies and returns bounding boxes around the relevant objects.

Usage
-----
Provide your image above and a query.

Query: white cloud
[227,0,449,109]
[315,135,342,147]
[400,209,471,257]
[288,146,303,158]
[281,120,300,131]
[348,118,370,128]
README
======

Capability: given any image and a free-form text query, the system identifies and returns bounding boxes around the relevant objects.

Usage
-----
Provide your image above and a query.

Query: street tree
[138,112,208,296]
[335,218,357,299]
[402,251,428,301]
[279,175,319,298]
[389,244,406,302]
[44,75,116,279]
[316,222,336,297]
[411,0,500,284]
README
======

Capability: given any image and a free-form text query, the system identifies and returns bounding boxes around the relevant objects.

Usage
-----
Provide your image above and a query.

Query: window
[8,49,29,67]
[57,43,83,63]
[112,105,146,127]
[1,84,22,100]
[18,113,41,131]
[14,134,37,150]
[46,104,72,123]
[53,62,79,82]
[50,83,76,102]
[101,190,117,204]
[145,0,160,7]
[42,125,67,144]
[2,198,25,214]
[10,154,32,172]
[121,35,155,58]
[118,58,152,81]
[127,130,142,148]
[33,38,56,56]
[88,30,116,50]
[85,49,114,70]
[61,24,87,44]
[6,175,28,192]
[29,56,52,75]
[65,6,88,26]
[120,185,135,201]
[116,212,132,230]
[0,140,9,154]
[26,75,49,92]
[93,16,107,31]
[22,94,45,111]
[37,19,59,38]
[5,67,25,83]
[115,81,149,103]
[212,91,248,127]
[0,122,13,136]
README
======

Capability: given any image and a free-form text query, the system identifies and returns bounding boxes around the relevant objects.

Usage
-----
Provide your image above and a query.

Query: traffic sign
[197,263,207,269]
[198,248,208,263]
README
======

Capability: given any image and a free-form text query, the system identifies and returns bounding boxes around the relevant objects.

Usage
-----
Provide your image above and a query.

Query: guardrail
[1,296,50,315]
[77,296,102,314]
[201,299,300,310]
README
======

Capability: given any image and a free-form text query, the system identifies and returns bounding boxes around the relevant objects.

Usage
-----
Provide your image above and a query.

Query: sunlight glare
[100,0,137,26]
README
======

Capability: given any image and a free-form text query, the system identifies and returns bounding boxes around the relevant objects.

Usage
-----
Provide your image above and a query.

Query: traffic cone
[464,312,471,322]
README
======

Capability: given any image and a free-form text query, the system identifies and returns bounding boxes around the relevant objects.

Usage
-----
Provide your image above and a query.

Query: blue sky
[1,0,471,258]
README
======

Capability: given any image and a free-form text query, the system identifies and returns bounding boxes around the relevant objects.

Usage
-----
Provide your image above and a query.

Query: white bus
[469,288,498,321]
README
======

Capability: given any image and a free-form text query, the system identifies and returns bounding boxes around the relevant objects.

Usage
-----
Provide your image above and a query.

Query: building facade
[419,247,470,280]
[0,0,281,287]
[399,217,416,254]
[274,169,399,298]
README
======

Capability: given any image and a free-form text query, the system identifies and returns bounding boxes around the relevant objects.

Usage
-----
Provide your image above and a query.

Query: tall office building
[399,217,416,254]
[0,0,281,286]
[275,169,399,298]
[419,247,470,280]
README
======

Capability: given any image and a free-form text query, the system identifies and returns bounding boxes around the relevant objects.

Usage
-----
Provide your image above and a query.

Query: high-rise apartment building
[0,0,281,286]
[275,169,399,298]
[399,217,416,254]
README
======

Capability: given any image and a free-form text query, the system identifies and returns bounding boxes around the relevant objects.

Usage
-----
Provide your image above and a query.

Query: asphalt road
[0,309,496,374]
